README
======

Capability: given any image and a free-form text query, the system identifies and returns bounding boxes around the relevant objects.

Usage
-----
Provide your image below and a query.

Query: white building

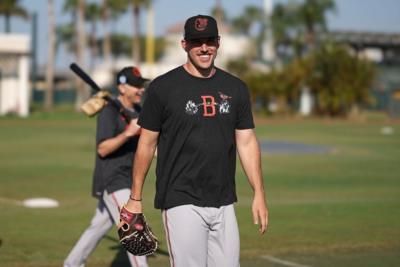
[0,34,31,117]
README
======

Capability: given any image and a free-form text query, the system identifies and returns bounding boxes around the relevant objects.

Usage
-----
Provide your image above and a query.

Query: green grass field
[0,110,399,267]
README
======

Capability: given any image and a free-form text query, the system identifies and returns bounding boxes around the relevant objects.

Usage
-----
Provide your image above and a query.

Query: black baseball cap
[116,66,149,87]
[184,14,219,40]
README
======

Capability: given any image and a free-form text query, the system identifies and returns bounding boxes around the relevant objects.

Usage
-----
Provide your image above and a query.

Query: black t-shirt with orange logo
[139,66,254,209]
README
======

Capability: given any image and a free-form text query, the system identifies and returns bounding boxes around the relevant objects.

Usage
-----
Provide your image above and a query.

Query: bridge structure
[327,30,400,64]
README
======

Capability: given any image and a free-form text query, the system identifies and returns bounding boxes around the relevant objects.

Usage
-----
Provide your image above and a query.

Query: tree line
[1,0,376,117]
[224,0,376,117]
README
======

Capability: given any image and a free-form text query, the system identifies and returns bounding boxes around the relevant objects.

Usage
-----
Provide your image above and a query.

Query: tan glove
[80,90,111,117]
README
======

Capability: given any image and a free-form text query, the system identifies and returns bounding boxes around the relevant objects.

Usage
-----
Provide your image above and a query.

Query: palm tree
[85,2,101,70]
[75,0,88,109]
[269,0,335,59]
[56,23,76,56]
[231,6,263,35]
[211,0,226,28]
[45,0,56,111]
[63,0,88,109]
[298,0,336,51]
[100,0,112,64]
[0,0,29,32]
[103,0,151,64]
[130,0,150,64]
[271,2,301,59]
[230,5,264,60]
[231,15,252,35]
[99,0,127,64]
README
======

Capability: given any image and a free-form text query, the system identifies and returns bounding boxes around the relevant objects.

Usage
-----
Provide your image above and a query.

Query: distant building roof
[166,22,185,35]
[0,34,30,54]
[327,30,400,48]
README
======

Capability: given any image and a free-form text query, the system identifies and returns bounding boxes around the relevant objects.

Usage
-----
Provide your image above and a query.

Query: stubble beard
[187,52,217,77]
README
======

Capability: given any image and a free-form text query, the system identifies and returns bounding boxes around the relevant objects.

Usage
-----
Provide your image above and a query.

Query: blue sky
[3,0,400,68]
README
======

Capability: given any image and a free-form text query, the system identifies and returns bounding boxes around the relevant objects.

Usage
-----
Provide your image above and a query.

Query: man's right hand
[118,204,158,256]
[124,119,141,138]
[124,198,143,213]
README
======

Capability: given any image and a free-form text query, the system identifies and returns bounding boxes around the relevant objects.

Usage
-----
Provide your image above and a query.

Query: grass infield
[0,110,399,267]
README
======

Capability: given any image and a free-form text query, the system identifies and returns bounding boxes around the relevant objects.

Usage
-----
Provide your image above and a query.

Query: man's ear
[118,84,126,95]
[181,39,187,51]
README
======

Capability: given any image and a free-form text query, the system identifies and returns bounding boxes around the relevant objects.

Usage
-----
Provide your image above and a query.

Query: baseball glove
[118,206,158,256]
[80,90,110,117]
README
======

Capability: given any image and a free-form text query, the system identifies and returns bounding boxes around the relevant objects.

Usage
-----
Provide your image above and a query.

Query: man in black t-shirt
[64,67,149,267]
[125,15,269,267]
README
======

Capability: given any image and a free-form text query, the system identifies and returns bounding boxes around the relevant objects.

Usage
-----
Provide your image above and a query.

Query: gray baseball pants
[63,189,148,267]
[162,204,240,267]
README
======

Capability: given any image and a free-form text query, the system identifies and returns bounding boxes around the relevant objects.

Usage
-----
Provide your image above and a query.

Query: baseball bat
[70,63,102,93]
[69,62,138,123]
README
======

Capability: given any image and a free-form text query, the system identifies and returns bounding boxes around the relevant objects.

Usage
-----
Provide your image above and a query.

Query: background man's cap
[184,14,219,40]
[116,66,149,87]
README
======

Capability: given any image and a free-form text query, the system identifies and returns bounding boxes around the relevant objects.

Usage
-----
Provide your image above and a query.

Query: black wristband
[129,195,142,201]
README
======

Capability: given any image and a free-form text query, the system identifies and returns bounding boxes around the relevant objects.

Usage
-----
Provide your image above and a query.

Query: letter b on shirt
[201,96,216,117]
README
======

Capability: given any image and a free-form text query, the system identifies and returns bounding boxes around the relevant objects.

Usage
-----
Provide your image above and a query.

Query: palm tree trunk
[87,10,98,72]
[305,25,315,52]
[101,0,112,64]
[75,0,88,110]
[89,23,97,71]
[45,0,55,111]
[132,5,141,64]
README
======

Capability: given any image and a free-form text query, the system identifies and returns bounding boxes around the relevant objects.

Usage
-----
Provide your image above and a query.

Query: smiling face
[181,36,220,77]
[118,83,145,108]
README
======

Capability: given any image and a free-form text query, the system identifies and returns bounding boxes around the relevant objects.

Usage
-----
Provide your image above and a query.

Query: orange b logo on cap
[132,67,141,77]
[195,18,208,31]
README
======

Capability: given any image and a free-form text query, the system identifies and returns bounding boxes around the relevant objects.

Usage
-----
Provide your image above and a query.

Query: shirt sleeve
[96,105,118,145]
[236,82,255,130]
[138,83,163,132]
